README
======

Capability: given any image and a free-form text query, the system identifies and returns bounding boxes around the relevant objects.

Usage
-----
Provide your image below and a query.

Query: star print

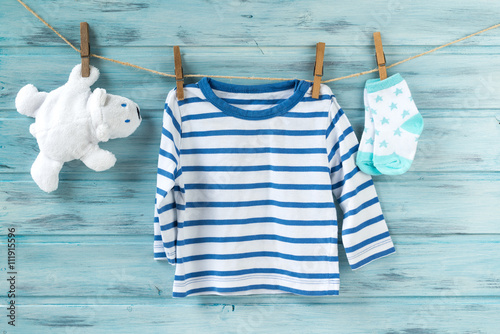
[381,117,389,125]
[364,127,369,133]
[375,95,383,102]
[402,110,410,118]
[390,103,398,110]
[394,128,402,136]
[394,88,403,96]
[370,107,377,115]
[370,117,374,123]
[409,95,413,101]
[379,140,388,148]
[365,137,374,145]
[375,129,380,136]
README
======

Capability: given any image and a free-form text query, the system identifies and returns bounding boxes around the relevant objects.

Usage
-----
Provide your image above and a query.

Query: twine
[16,0,500,83]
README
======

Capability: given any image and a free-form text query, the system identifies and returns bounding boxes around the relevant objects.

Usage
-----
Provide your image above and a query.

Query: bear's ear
[94,88,107,106]
[88,88,109,142]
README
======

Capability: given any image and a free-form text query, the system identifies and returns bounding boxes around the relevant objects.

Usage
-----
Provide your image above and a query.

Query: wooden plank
[1,1,498,333]
[1,46,499,110]
[2,0,500,46]
[0,173,498,235]
[0,297,499,333]
[0,235,499,298]
[1,116,498,173]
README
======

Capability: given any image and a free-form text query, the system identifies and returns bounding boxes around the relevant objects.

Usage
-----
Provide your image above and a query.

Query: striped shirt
[154,77,396,297]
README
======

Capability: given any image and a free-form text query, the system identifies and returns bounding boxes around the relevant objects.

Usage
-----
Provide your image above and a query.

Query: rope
[16,0,500,83]
[90,53,175,77]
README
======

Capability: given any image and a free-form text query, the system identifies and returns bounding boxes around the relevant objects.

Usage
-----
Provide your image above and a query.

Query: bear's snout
[136,106,141,119]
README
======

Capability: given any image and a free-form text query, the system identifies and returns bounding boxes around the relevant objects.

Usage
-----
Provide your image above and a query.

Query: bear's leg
[15,84,48,118]
[81,145,117,172]
[31,152,63,193]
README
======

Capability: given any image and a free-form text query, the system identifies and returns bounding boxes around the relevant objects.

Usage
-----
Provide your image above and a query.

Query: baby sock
[365,73,424,175]
[356,82,382,175]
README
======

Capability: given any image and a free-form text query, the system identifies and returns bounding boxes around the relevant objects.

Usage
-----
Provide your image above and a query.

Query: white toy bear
[15,64,142,193]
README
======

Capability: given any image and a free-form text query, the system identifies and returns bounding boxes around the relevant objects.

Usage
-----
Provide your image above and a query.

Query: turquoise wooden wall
[1,0,499,333]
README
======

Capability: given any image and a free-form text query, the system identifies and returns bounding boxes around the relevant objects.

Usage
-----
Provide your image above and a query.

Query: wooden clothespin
[311,42,325,99]
[373,32,387,80]
[80,22,90,77]
[173,46,184,100]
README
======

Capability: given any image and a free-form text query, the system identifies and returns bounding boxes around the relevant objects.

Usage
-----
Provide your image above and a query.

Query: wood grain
[5,298,500,333]
[1,116,498,173]
[2,0,500,46]
[0,235,498,298]
[0,173,498,235]
[1,47,500,111]
[0,1,499,333]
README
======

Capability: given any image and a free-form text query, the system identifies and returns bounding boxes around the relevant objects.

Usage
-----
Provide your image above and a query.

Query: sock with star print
[365,73,424,175]
[356,82,382,175]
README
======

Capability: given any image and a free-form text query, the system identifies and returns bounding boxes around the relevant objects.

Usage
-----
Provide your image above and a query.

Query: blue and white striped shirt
[154,77,395,297]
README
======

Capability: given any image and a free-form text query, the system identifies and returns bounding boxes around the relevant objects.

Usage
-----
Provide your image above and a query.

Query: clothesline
[16,0,500,83]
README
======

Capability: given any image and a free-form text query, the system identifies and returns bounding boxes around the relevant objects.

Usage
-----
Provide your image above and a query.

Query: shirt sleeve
[154,89,182,265]
[326,96,396,270]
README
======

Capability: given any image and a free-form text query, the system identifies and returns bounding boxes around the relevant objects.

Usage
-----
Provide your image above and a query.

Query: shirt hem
[172,284,340,298]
